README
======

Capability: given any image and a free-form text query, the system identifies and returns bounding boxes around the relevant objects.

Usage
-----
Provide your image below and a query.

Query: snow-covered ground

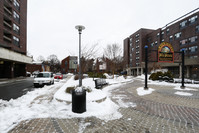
[0,75,133,133]
[0,74,198,133]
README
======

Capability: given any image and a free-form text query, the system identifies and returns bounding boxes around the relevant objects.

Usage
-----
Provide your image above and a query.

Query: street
[0,77,34,101]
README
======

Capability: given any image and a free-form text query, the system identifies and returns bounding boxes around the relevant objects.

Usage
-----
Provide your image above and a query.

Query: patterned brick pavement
[8,79,199,133]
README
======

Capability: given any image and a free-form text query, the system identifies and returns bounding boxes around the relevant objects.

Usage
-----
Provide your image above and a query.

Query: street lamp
[75,25,85,87]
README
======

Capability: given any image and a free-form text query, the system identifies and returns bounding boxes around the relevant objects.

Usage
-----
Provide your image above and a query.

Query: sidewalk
[0,77,30,84]
[8,79,199,133]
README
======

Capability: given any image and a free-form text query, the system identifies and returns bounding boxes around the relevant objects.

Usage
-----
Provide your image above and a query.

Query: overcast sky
[27,0,199,61]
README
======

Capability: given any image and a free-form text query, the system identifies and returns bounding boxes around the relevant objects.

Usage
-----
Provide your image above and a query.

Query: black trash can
[72,89,86,113]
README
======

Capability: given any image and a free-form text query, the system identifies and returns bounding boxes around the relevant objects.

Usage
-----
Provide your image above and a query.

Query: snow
[174,86,198,91]
[136,87,155,96]
[0,74,198,133]
[0,75,133,133]
[175,91,193,96]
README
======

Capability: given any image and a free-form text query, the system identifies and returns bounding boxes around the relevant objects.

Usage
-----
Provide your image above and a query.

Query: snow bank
[174,91,193,96]
[136,87,155,96]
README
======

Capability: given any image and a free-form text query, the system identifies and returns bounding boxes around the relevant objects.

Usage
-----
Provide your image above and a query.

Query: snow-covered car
[54,73,63,79]
[34,72,54,87]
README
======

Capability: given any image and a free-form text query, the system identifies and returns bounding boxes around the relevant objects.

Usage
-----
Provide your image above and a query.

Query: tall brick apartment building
[124,8,199,80]
[0,0,32,78]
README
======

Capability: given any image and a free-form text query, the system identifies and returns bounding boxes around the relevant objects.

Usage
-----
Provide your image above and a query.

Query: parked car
[54,73,63,79]
[32,71,40,77]
[34,72,54,87]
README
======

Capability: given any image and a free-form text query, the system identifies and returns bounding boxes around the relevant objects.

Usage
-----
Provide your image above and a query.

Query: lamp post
[75,25,85,87]
[144,45,148,90]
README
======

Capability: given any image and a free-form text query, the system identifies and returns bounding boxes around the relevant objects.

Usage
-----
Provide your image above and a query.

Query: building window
[13,0,20,11]
[161,39,164,42]
[189,15,198,24]
[180,48,188,54]
[136,39,139,43]
[189,46,198,53]
[174,32,181,39]
[196,25,199,33]
[136,63,140,66]
[180,20,188,28]
[189,55,198,59]
[13,36,20,47]
[136,34,140,38]
[166,28,170,34]
[169,35,173,41]
[130,43,132,47]
[157,33,160,37]
[151,42,154,47]
[13,11,20,23]
[13,23,20,34]
[132,48,134,51]
[155,41,158,46]
[188,36,198,44]
[147,38,151,42]
[136,51,139,55]
[180,39,188,46]
[130,38,132,43]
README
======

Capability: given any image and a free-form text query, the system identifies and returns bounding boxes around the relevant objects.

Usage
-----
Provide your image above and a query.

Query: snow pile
[75,87,84,93]
[174,87,198,91]
[151,69,168,73]
[174,91,193,96]
[106,76,133,84]
[103,73,113,79]
[0,82,64,133]
[136,87,155,96]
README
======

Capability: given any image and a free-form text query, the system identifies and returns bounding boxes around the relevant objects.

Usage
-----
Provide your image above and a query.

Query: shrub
[149,71,173,81]
[149,73,156,80]
[65,86,75,94]
[149,71,163,80]
[163,71,173,79]
[88,72,106,78]
[65,86,92,94]
[82,86,92,93]
[74,75,86,80]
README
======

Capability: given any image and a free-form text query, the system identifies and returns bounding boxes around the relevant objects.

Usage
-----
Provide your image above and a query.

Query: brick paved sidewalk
[8,79,199,133]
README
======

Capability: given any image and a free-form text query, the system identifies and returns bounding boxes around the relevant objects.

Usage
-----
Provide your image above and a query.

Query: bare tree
[37,55,45,63]
[82,43,99,60]
[103,43,123,75]
[47,54,61,73]
[81,43,99,73]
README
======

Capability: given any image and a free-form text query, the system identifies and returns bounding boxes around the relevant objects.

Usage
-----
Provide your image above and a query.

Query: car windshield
[56,73,62,75]
[37,73,50,78]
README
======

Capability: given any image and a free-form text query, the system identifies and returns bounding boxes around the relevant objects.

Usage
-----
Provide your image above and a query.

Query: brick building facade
[124,8,199,80]
[61,56,78,74]
[0,0,32,78]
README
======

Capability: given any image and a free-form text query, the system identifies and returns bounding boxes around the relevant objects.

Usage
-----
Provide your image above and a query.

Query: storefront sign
[158,42,174,62]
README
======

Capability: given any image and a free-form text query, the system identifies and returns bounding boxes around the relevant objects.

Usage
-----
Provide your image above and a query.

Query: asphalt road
[0,77,34,101]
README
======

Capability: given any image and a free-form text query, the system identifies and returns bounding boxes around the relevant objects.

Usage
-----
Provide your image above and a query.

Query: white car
[34,72,54,87]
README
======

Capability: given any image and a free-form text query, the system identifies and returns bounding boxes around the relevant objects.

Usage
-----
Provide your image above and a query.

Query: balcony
[3,35,12,43]
[3,20,12,29]
[4,0,12,7]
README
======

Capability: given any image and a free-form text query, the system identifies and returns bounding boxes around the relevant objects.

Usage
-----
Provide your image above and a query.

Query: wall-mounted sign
[158,42,174,63]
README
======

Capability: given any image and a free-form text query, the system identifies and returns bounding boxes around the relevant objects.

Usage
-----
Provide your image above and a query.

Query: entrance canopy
[0,47,32,64]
